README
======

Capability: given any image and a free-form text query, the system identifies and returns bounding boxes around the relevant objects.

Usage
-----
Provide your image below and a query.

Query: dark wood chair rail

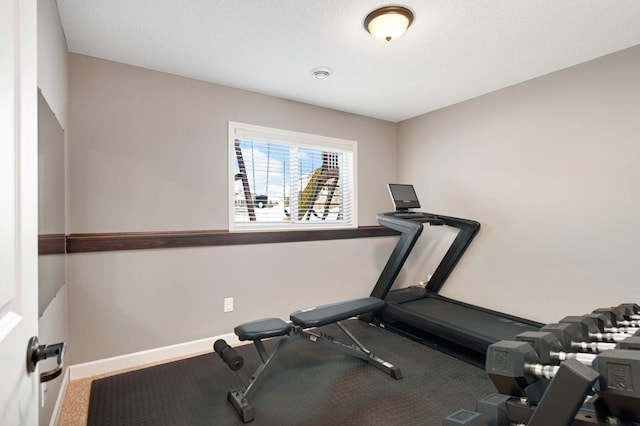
[63,226,398,253]
[38,234,66,255]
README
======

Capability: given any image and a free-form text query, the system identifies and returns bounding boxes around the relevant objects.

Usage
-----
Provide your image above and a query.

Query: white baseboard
[69,333,241,380]
[50,367,70,426]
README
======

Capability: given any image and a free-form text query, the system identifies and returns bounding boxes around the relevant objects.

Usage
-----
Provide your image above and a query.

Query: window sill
[66,226,399,253]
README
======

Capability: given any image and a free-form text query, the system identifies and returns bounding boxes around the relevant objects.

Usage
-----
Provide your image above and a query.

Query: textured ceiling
[57,0,640,122]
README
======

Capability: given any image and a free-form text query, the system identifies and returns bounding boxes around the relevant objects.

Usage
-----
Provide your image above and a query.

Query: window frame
[228,121,358,232]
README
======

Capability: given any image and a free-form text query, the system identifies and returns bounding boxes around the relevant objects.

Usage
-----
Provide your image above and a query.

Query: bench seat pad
[234,317,291,341]
[290,297,384,328]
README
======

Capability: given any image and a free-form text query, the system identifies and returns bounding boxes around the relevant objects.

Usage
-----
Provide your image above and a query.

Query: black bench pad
[290,297,384,328]
[235,317,291,341]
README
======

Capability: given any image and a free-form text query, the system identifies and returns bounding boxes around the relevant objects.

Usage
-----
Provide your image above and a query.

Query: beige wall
[66,42,640,364]
[38,0,68,128]
[397,45,640,323]
[67,54,398,363]
[68,54,396,233]
[68,239,395,362]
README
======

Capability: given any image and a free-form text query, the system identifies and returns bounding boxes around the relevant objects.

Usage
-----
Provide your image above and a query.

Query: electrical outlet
[224,297,234,312]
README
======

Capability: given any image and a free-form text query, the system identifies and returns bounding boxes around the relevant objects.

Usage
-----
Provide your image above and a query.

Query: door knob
[26,336,66,382]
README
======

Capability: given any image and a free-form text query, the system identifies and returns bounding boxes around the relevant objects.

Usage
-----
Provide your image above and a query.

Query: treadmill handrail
[425,213,480,293]
[370,212,480,299]
[370,213,424,299]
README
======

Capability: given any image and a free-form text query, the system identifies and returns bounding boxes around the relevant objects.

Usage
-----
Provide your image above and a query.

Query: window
[228,122,357,231]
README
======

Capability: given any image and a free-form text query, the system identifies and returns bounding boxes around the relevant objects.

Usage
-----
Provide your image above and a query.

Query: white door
[0,0,40,424]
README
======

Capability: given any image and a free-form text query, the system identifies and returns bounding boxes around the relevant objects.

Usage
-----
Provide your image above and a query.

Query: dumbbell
[571,314,640,347]
[486,340,598,410]
[593,349,640,423]
[581,311,640,334]
[516,331,596,366]
[486,340,559,398]
[516,327,640,360]
[599,303,640,322]
[615,302,640,320]
[546,321,640,354]
[559,315,639,343]
[487,340,640,424]
[541,322,617,353]
[593,306,640,328]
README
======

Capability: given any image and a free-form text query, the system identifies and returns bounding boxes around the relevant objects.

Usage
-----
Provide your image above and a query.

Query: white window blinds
[228,122,357,231]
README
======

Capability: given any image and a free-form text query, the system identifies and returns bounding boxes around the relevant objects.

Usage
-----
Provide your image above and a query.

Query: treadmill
[369,184,542,361]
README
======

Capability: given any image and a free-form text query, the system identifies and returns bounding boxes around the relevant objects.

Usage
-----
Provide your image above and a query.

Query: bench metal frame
[227,319,402,423]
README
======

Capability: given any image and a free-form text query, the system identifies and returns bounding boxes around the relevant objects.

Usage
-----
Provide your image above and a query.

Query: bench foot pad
[228,390,255,423]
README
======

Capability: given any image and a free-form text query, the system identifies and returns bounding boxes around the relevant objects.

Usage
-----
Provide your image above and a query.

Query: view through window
[228,122,357,231]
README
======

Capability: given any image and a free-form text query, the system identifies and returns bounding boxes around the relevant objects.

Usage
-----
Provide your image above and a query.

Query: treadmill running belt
[383,297,540,354]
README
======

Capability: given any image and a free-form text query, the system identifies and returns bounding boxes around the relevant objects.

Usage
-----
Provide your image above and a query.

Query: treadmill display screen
[388,184,420,211]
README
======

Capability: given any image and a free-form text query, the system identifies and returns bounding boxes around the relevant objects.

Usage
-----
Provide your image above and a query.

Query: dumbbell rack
[444,303,640,426]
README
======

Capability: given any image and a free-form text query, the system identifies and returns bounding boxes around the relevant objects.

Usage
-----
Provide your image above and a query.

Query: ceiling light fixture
[364,6,414,42]
[311,67,332,80]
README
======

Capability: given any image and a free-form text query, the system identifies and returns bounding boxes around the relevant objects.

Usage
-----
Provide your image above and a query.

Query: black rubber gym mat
[87,320,497,425]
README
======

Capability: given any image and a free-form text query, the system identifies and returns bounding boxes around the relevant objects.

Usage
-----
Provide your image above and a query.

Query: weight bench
[214,296,402,423]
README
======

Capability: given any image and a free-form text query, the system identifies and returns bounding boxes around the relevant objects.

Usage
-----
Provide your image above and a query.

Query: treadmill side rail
[370,214,423,299]
[370,212,480,299]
